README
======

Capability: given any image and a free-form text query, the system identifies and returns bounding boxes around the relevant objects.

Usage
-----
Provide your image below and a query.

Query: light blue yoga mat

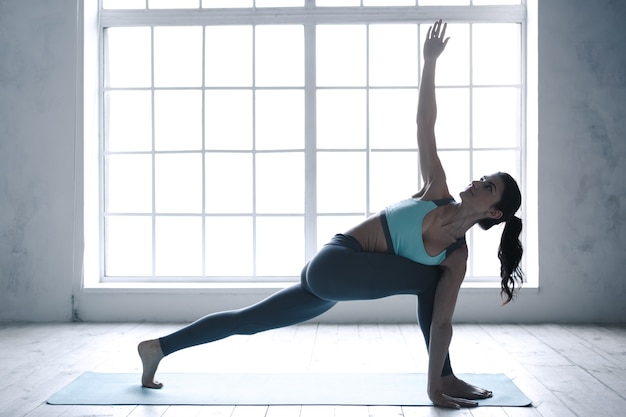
[48,372,532,407]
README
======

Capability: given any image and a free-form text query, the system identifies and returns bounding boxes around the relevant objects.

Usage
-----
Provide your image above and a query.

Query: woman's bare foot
[138,339,164,389]
[441,374,493,400]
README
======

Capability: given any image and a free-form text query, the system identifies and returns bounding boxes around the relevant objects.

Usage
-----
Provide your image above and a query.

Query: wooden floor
[1,322,625,417]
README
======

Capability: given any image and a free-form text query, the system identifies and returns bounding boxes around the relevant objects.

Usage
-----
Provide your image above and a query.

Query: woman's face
[461,174,505,218]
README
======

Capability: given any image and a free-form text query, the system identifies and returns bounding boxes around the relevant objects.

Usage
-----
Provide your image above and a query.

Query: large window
[95,0,528,284]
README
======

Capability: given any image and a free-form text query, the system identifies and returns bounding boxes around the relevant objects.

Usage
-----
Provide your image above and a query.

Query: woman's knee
[300,262,316,294]
[302,258,337,301]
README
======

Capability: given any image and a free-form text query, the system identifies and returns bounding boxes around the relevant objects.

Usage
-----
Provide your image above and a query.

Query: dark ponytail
[498,216,523,304]
[477,172,524,305]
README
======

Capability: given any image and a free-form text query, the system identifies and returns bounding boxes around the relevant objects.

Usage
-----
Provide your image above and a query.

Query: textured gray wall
[536,0,626,321]
[0,0,78,320]
[0,0,624,322]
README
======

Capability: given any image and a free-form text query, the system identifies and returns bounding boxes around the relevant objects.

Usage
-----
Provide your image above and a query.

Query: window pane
[206,217,253,276]
[420,23,469,86]
[472,223,501,277]
[439,151,470,198]
[472,150,520,182]
[369,24,418,87]
[155,153,203,213]
[202,0,252,7]
[317,215,363,250]
[473,24,520,85]
[149,0,198,8]
[205,26,252,87]
[256,217,304,276]
[317,152,366,213]
[369,89,417,149]
[105,27,151,88]
[106,154,152,213]
[154,90,202,151]
[317,89,366,149]
[370,152,418,212]
[317,25,366,87]
[435,88,470,149]
[102,0,145,10]
[205,153,253,213]
[105,91,152,152]
[105,216,152,276]
[255,26,304,87]
[155,216,202,276]
[256,153,304,213]
[255,90,304,150]
[205,90,252,150]
[154,26,203,87]
[473,87,520,149]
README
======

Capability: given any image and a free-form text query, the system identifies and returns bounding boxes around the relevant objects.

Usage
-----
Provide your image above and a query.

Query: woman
[138,20,523,409]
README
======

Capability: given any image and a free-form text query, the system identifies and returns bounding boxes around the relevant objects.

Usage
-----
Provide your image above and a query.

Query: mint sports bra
[382,198,465,266]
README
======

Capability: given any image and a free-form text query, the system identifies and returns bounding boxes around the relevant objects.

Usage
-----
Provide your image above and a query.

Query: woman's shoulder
[412,180,453,201]
[441,241,468,270]
[412,191,455,202]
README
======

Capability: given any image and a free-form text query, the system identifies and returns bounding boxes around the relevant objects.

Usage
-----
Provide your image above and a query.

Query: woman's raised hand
[423,19,450,61]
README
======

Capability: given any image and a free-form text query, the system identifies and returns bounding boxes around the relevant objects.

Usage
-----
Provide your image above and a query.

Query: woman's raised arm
[415,20,450,198]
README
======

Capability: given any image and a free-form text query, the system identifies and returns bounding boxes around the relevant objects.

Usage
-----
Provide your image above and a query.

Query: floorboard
[0,323,623,417]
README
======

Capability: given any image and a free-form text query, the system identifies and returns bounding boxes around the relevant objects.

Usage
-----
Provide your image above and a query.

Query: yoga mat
[48,372,531,407]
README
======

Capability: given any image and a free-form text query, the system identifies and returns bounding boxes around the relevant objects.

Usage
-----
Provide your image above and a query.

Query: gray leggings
[159,234,453,377]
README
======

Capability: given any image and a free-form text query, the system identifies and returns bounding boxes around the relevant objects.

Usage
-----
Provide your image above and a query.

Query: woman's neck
[438,202,483,238]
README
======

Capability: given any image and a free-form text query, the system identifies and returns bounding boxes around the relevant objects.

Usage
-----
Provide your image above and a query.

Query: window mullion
[150,25,157,278]
[365,24,371,216]
[520,18,529,278]
[416,23,423,195]
[201,25,207,278]
[468,23,475,278]
[99,27,107,281]
[304,22,317,260]
[100,6,527,27]
[252,25,258,278]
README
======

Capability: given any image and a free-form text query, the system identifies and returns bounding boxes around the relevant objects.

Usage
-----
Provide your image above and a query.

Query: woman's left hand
[441,374,493,400]
[428,389,479,409]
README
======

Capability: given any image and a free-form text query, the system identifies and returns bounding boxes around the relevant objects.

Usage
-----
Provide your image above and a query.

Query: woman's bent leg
[305,235,442,301]
[305,235,453,377]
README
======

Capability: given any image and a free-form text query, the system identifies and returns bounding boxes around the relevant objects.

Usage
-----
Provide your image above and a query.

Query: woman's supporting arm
[426,245,479,409]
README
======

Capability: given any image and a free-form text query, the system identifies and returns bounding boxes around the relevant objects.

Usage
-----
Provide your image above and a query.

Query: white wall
[0,0,624,323]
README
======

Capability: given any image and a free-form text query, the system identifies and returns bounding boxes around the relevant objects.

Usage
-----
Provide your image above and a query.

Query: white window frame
[83,0,537,290]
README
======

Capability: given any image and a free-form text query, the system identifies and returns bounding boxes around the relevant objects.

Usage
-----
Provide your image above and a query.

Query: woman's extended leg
[139,267,336,388]
[159,281,336,355]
